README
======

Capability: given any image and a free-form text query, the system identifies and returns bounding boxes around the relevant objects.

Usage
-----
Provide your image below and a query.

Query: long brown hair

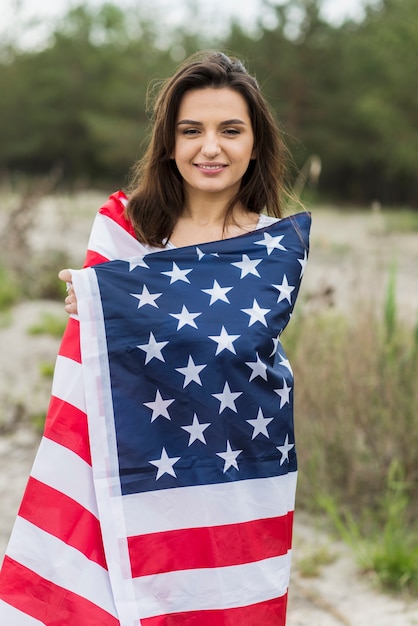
[126,50,291,246]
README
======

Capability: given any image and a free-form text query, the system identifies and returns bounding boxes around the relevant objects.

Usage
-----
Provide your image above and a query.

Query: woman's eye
[224,128,240,136]
[183,128,200,135]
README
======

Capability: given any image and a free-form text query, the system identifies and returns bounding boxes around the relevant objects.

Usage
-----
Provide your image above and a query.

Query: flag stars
[175,356,207,387]
[170,305,202,330]
[181,414,210,446]
[137,332,168,364]
[270,333,281,357]
[255,232,286,255]
[298,250,308,277]
[212,382,243,413]
[274,378,292,408]
[162,262,192,284]
[278,355,293,375]
[216,440,242,472]
[130,285,162,309]
[149,447,181,480]
[231,254,262,278]
[277,434,294,466]
[209,326,240,355]
[273,275,295,304]
[144,390,175,422]
[128,257,149,271]
[202,280,233,305]
[241,299,271,327]
[247,408,274,439]
[245,353,268,382]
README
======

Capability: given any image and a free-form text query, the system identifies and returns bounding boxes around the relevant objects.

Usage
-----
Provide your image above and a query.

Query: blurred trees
[0,0,416,206]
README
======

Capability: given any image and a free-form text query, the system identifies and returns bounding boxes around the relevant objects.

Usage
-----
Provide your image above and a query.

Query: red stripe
[99,191,136,237]
[58,317,81,362]
[141,595,287,626]
[128,512,293,578]
[84,250,111,267]
[0,557,119,626]
[18,477,107,568]
[44,396,91,465]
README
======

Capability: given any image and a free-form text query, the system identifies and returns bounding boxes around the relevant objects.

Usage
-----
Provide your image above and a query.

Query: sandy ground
[0,192,418,623]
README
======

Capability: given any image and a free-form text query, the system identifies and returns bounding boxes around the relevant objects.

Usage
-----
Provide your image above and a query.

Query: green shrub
[28,311,67,338]
[0,264,20,311]
[284,276,418,593]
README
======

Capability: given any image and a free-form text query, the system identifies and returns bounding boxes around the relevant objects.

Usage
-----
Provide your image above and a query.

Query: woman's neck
[169,199,259,248]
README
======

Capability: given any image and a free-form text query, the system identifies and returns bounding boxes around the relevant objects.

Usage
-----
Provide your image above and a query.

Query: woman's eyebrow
[176,118,247,126]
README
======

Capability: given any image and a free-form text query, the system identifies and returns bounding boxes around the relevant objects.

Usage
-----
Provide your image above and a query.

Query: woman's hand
[58,269,78,315]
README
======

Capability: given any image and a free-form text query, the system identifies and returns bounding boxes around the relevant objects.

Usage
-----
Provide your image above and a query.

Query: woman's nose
[201,133,221,157]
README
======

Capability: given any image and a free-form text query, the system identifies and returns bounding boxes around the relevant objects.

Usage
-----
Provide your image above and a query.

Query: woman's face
[172,87,255,205]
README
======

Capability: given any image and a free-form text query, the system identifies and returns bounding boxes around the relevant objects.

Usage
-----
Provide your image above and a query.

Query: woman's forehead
[177,87,250,120]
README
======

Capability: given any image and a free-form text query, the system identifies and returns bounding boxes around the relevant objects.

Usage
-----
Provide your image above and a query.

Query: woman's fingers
[59,269,78,315]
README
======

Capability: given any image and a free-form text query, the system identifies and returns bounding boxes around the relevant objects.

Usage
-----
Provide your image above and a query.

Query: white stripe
[123,472,297,536]
[134,552,291,618]
[6,518,117,618]
[31,437,98,517]
[87,213,151,260]
[51,355,86,413]
[0,600,45,626]
[74,267,140,626]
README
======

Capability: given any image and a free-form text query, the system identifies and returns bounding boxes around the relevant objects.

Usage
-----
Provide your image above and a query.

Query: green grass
[28,311,67,338]
[382,209,418,234]
[0,264,19,311]
[285,270,418,594]
[38,361,55,378]
[296,545,337,578]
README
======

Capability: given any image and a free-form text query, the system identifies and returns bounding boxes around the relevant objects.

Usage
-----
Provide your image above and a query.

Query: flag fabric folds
[0,192,310,626]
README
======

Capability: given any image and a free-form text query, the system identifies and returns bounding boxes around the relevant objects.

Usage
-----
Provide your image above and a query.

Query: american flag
[0,192,310,626]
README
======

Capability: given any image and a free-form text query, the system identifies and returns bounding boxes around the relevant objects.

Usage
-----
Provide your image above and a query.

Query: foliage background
[0,0,417,207]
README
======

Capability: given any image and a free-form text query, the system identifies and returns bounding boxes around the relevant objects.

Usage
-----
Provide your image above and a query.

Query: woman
[0,51,310,626]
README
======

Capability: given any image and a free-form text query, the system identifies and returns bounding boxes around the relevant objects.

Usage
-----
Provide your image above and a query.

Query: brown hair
[126,50,290,246]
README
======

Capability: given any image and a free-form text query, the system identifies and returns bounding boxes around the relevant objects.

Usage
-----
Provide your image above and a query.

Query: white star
[232,254,262,278]
[130,285,162,309]
[196,247,219,260]
[144,390,175,421]
[278,355,293,375]
[241,299,271,327]
[255,232,286,255]
[202,280,233,305]
[175,355,206,387]
[170,305,201,330]
[212,381,242,413]
[137,332,168,364]
[247,408,274,439]
[149,447,181,480]
[209,326,240,355]
[162,262,192,284]
[269,333,281,357]
[128,257,149,271]
[181,414,210,445]
[274,378,292,408]
[273,275,295,304]
[216,440,242,472]
[277,434,294,466]
[245,353,268,381]
[298,250,308,277]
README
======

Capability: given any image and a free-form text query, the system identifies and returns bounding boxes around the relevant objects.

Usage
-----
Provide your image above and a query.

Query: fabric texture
[0,191,310,625]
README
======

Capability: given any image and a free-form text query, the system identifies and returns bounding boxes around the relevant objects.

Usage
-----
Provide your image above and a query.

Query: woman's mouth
[194,163,226,172]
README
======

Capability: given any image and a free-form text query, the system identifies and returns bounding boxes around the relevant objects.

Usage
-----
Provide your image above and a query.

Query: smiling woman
[0,50,311,626]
